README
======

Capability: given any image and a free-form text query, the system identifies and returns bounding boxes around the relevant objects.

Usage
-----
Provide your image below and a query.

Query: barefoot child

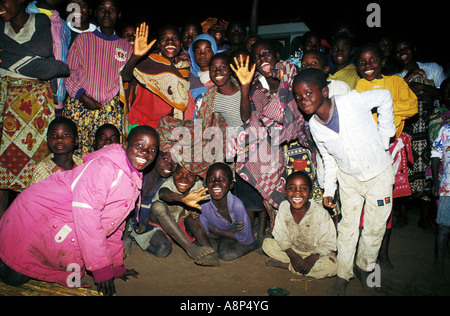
[141,163,220,266]
[0,125,159,296]
[262,171,337,279]
[293,68,395,295]
[199,163,256,261]
[125,151,176,257]
[31,117,84,184]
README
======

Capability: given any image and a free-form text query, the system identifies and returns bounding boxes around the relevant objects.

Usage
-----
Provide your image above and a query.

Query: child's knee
[154,242,172,258]
[0,261,30,286]
[151,201,169,217]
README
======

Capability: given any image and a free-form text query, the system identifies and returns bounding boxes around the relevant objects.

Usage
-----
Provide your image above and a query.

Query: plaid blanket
[235,61,310,209]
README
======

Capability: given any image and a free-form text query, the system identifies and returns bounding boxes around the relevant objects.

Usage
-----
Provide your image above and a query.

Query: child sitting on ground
[138,163,220,266]
[293,68,395,295]
[31,117,84,185]
[198,163,256,261]
[262,171,337,279]
[431,123,450,277]
[124,151,176,257]
[0,125,159,296]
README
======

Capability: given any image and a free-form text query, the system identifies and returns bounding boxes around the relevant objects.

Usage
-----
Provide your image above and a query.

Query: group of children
[0,0,449,297]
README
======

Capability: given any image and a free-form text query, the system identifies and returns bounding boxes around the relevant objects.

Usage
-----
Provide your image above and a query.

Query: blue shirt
[200,192,254,245]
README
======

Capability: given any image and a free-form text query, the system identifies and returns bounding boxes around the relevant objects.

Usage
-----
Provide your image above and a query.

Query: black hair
[293,68,328,91]
[94,0,121,11]
[354,42,384,65]
[286,171,313,191]
[48,117,78,140]
[157,24,180,39]
[127,125,159,145]
[301,31,321,46]
[181,21,202,34]
[250,38,276,55]
[95,123,120,140]
[205,162,233,185]
[331,34,354,48]
[302,50,328,68]
[209,52,231,67]
[230,46,250,62]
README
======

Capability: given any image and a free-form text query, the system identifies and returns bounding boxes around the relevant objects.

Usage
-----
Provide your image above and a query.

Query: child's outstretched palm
[182,187,210,210]
[231,54,256,87]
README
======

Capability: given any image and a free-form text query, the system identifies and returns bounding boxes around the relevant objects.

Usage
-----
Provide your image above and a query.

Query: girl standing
[64,0,132,156]
[0,0,70,216]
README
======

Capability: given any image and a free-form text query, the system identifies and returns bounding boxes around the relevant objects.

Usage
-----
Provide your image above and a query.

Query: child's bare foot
[265,257,289,270]
[327,277,348,296]
[189,245,220,266]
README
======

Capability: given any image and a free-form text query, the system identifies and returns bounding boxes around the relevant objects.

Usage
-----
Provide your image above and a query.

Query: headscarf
[188,34,218,104]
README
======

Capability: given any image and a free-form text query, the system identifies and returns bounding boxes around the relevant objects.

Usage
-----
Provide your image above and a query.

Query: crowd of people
[0,0,449,296]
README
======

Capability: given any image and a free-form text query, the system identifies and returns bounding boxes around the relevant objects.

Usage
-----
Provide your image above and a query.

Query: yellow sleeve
[390,76,418,119]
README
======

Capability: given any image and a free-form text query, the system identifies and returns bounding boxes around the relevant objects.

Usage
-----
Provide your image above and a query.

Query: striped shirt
[213,90,243,128]
[65,28,132,105]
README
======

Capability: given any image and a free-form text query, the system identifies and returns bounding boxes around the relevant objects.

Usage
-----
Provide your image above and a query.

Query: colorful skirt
[0,76,55,191]
[63,95,123,157]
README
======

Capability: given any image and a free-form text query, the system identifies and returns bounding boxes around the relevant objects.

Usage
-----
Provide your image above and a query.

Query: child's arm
[314,137,338,207]
[121,22,156,82]
[363,90,396,149]
[208,223,241,240]
[230,55,256,122]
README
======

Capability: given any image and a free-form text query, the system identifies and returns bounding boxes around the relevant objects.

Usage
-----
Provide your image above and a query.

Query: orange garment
[128,85,195,130]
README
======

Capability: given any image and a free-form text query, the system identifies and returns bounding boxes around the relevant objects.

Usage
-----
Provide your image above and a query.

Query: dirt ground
[113,204,450,297]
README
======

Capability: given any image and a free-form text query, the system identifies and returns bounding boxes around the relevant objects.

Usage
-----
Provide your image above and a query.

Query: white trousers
[336,165,394,281]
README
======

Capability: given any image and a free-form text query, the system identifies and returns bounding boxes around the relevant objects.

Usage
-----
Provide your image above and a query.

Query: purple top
[200,192,254,245]
[324,100,340,134]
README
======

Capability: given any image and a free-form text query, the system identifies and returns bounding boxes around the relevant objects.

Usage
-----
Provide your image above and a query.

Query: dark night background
[118,0,447,68]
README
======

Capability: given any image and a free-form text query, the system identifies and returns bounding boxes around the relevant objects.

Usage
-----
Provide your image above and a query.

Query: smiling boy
[262,171,337,279]
[148,164,220,266]
[293,68,395,295]
[199,163,255,261]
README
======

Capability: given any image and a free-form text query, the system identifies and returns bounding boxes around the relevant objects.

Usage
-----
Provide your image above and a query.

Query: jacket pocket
[27,217,82,271]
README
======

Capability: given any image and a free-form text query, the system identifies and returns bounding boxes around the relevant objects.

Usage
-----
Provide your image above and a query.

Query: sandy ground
[113,204,450,297]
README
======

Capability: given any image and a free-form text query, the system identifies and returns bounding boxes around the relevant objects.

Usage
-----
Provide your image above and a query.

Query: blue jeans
[436,196,450,226]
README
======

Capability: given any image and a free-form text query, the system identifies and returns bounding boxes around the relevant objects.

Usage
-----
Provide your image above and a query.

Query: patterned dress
[403,73,438,200]
[0,14,69,190]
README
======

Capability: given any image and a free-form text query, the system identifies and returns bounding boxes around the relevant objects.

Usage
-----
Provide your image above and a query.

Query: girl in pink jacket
[0,125,159,296]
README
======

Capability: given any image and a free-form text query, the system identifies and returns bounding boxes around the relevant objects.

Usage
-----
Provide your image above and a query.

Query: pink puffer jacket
[0,144,142,286]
